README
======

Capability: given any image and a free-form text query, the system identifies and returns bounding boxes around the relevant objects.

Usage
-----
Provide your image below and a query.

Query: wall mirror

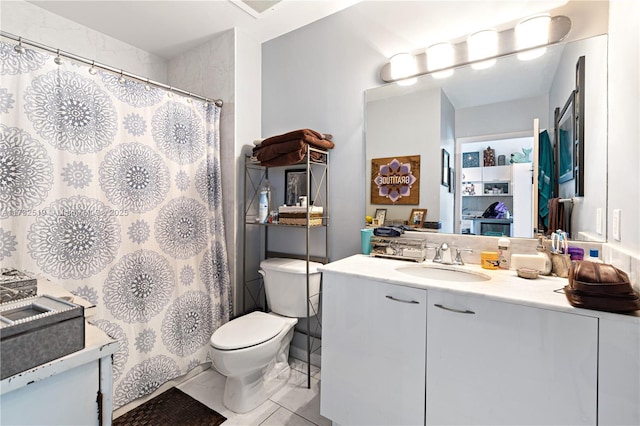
[365,33,607,242]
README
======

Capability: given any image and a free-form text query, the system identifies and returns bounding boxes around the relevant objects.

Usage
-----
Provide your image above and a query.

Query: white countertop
[319,255,640,324]
[1,280,118,394]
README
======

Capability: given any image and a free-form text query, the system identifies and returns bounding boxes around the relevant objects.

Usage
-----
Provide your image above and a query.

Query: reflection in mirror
[365,34,607,242]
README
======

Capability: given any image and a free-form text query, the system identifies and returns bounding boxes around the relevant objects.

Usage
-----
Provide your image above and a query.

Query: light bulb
[516,15,550,61]
[468,29,498,70]
[426,42,454,79]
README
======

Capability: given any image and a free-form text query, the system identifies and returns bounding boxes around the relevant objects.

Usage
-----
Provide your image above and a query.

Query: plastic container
[258,180,271,224]
[585,249,603,263]
[361,229,374,255]
[567,247,584,261]
[498,237,511,270]
[481,251,499,270]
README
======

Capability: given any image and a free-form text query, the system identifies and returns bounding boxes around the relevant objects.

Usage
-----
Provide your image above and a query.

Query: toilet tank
[259,258,322,318]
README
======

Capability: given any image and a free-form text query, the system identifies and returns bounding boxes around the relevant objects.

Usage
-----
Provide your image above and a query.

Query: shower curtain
[0,41,231,408]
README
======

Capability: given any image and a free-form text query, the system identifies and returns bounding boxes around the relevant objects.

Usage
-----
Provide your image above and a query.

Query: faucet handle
[454,248,473,265]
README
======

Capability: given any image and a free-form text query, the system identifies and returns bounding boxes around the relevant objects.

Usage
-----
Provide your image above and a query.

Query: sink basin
[395,265,491,282]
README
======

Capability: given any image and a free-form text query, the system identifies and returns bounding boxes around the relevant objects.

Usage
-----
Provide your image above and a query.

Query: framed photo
[285,169,307,206]
[374,208,387,225]
[462,152,480,168]
[448,168,455,194]
[555,91,575,185]
[408,208,428,228]
[441,149,450,187]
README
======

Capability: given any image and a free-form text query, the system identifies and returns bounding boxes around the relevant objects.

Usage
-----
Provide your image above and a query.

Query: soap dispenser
[536,234,553,275]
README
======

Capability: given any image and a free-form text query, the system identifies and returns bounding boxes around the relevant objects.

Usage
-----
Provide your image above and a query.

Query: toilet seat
[211,311,286,350]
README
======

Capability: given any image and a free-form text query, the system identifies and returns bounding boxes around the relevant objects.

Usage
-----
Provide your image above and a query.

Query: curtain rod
[1,31,223,108]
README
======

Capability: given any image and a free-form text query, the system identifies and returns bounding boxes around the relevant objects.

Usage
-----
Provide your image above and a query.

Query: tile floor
[177,358,330,426]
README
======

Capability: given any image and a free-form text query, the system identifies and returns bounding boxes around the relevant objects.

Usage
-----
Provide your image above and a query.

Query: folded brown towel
[254,140,306,162]
[255,129,335,151]
[257,148,325,167]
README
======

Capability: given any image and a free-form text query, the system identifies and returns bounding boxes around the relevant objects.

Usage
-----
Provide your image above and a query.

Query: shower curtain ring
[14,37,25,54]
[88,60,97,75]
[118,70,126,84]
[144,78,151,91]
[54,49,63,65]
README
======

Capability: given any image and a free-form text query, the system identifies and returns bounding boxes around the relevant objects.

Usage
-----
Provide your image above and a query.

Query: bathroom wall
[1,0,167,81]
[604,0,640,292]
[167,28,262,312]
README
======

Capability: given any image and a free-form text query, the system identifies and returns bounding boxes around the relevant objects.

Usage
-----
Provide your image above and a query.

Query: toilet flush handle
[258,269,266,279]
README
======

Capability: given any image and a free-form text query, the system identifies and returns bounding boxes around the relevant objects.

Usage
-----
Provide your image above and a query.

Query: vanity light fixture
[467,29,498,70]
[426,42,454,79]
[390,52,418,86]
[380,14,571,84]
[516,14,551,61]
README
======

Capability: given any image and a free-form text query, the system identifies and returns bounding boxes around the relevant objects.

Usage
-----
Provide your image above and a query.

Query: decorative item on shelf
[462,183,476,196]
[369,237,428,262]
[408,208,428,227]
[374,208,387,226]
[462,151,480,168]
[510,147,533,163]
[483,146,495,166]
[277,205,323,226]
[284,169,307,206]
[498,155,506,166]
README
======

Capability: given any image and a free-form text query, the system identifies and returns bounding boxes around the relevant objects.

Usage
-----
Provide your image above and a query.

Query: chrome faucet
[432,242,473,265]
[454,248,473,265]
[433,242,452,264]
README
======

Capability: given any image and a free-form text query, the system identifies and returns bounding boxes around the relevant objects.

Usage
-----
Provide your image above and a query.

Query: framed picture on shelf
[441,149,450,187]
[409,208,427,228]
[462,151,480,168]
[285,169,307,206]
[374,208,387,225]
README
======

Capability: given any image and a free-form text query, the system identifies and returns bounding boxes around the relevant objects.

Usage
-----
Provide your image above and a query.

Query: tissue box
[278,206,324,226]
[370,237,428,262]
[1,295,85,379]
[0,269,37,304]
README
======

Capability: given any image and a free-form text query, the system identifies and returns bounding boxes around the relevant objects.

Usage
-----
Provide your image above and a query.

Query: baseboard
[290,330,321,367]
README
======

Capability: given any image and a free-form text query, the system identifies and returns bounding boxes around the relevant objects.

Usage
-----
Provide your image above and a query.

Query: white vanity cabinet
[425,290,598,425]
[320,271,427,426]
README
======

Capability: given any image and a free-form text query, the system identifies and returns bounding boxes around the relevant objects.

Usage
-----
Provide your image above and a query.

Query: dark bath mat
[113,387,226,426]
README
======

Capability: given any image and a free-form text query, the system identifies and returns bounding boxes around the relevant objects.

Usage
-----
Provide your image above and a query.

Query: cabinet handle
[434,303,475,314]
[385,295,420,304]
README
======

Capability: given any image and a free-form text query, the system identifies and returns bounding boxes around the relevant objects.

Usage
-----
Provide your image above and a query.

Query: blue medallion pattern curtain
[0,41,231,408]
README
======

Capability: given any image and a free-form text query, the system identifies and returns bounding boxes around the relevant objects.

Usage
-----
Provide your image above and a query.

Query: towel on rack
[538,130,554,229]
[253,129,334,166]
[547,197,568,235]
[254,129,334,151]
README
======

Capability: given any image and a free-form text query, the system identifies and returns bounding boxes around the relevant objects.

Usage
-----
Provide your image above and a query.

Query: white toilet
[210,258,322,414]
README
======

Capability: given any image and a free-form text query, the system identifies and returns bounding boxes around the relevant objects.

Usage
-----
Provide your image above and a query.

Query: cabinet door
[482,165,511,181]
[461,167,482,182]
[426,291,597,425]
[321,272,427,426]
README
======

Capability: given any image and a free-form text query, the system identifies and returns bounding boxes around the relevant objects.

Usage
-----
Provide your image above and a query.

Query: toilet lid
[210,311,286,350]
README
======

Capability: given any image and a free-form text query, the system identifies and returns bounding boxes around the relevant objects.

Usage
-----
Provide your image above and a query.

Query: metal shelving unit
[242,145,329,388]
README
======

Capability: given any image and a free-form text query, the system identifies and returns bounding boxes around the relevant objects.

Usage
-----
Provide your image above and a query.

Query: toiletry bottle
[258,180,271,224]
[498,237,511,269]
[585,249,603,263]
[536,234,552,275]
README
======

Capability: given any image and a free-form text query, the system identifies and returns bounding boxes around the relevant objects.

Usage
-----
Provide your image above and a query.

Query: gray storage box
[0,295,85,379]
[0,269,37,304]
